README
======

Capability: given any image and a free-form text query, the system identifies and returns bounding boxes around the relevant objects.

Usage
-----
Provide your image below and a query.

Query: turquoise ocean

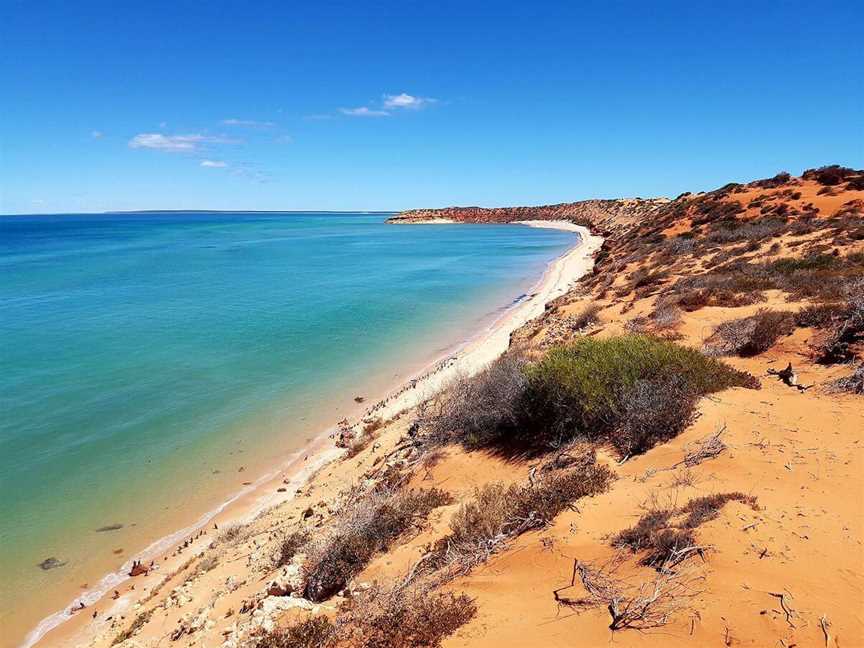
[0,212,577,645]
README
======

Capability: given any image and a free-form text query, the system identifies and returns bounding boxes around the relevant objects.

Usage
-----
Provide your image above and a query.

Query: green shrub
[521,336,758,452]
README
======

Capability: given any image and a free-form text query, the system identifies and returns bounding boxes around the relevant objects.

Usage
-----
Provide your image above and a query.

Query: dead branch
[554,554,705,631]
[768,591,796,628]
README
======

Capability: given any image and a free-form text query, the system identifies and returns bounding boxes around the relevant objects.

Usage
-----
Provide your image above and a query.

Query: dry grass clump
[704,309,795,357]
[612,493,757,568]
[302,486,451,601]
[430,449,612,572]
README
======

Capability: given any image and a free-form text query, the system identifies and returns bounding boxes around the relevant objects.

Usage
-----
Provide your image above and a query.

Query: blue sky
[1,0,861,213]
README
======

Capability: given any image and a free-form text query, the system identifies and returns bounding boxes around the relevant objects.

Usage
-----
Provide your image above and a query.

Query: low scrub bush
[615,374,699,456]
[802,165,859,186]
[302,487,451,601]
[423,353,528,448]
[827,364,864,394]
[795,303,846,329]
[261,583,476,648]
[254,616,335,648]
[425,337,757,457]
[704,309,795,357]
[275,529,311,567]
[807,280,864,363]
[613,493,757,568]
[522,336,758,454]
[432,449,612,571]
[570,302,602,330]
[340,583,476,648]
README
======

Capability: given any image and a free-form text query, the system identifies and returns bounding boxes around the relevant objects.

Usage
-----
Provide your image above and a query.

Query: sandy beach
[23,220,598,648]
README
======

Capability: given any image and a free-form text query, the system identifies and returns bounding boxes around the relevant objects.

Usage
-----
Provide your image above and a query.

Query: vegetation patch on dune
[612,492,758,568]
[425,335,757,458]
[704,309,795,357]
[301,485,451,601]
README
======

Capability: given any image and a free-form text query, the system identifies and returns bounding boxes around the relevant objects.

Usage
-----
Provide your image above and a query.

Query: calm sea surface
[0,212,577,644]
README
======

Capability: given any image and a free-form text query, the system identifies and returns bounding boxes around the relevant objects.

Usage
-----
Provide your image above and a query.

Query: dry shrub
[812,281,864,363]
[275,529,311,567]
[827,364,864,394]
[651,302,682,330]
[302,486,451,601]
[612,493,757,568]
[557,555,704,631]
[339,582,476,648]
[254,616,335,648]
[802,165,860,186]
[615,374,698,457]
[570,302,601,330]
[704,309,795,357]
[423,353,528,448]
[431,449,612,572]
[795,303,847,329]
[752,171,791,189]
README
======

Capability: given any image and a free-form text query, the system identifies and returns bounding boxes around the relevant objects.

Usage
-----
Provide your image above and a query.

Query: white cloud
[383,93,436,110]
[128,133,240,152]
[274,134,293,144]
[200,160,228,168]
[91,130,104,139]
[339,107,390,117]
[222,118,275,127]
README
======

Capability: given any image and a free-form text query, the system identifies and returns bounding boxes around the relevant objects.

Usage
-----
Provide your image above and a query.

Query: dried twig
[555,554,705,631]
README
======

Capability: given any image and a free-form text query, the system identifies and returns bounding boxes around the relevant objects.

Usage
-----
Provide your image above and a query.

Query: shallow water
[0,212,577,645]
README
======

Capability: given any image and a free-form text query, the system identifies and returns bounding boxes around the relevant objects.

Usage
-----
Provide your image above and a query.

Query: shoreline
[24,220,601,648]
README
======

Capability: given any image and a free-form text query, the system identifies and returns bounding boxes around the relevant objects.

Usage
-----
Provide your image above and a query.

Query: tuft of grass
[704,309,795,357]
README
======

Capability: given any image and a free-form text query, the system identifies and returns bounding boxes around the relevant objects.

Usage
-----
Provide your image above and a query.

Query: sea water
[0,212,577,645]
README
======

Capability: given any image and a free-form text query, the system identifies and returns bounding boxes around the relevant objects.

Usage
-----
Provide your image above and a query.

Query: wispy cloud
[222,118,275,127]
[128,133,240,152]
[91,130,104,139]
[274,134,293,144]
[339,107,391,117]
[383,93,436,110]
[200,159,228,168]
